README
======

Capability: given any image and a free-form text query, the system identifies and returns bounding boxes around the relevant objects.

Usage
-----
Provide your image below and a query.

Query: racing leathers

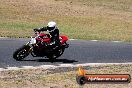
[34,27,60,48]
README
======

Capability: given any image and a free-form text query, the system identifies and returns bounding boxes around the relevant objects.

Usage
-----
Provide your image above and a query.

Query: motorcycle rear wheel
[48,48,65,60]
[13,45,30,61]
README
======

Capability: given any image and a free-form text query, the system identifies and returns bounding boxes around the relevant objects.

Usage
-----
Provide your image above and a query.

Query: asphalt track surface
[0,38,132,68]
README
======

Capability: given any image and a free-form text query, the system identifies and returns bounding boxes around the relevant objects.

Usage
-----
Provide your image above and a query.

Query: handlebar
[33,28,51,38]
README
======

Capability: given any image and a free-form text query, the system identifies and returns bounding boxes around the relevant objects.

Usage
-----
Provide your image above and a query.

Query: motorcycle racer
[13,21,69,61]
[33,21,60,48]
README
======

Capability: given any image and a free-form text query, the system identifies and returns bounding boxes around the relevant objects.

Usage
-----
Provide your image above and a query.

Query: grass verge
[0,0,132,41]
[0,64,131,88]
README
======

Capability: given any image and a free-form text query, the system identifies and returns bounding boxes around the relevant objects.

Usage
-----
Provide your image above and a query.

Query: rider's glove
[33,28,41,32]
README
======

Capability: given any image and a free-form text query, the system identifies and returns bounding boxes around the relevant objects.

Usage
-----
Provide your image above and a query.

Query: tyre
[55,47,65,58]
[76,75,86,85]
[13,45,30,61]
[48,53,57,61]
[48,48,65,60]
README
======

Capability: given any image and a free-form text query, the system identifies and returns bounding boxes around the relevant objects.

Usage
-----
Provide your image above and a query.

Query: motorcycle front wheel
[13,45,31,61]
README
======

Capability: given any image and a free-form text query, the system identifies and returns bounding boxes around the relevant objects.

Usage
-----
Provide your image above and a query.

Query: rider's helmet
[47,21,56,32]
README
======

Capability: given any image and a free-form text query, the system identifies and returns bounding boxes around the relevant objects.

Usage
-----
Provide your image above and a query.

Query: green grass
[0,0,132,41]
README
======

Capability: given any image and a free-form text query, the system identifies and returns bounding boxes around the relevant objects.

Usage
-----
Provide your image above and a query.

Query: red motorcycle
[13,30,69,61]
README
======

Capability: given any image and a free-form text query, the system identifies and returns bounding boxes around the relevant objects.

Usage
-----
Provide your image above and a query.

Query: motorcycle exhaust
[65,43,69,48]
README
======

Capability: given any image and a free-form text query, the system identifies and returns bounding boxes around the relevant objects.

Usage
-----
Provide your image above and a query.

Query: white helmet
[47,21,57,32]
[47,21,56,28]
